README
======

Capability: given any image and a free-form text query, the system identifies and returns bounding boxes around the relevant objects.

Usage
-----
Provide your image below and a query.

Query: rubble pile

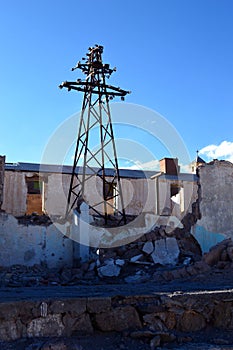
[203,238,233,268]
[0,223,204,288]
[95,221,202,281]
[1,236,232,288]
[16,213,52,226]
[1,204,233,288]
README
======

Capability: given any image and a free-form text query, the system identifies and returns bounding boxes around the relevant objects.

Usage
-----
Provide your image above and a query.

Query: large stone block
[95,306,142,331]
[72,313,93,334]
[143,313,167,331]
[97,260,121,277]
[179,310,206,332]
[50,299,86,316]
[87,297,111,314]
[0,320,23,341]
[27,314,65,337]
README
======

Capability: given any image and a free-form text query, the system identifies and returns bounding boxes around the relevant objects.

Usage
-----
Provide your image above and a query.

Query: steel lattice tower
[59,45,130,225]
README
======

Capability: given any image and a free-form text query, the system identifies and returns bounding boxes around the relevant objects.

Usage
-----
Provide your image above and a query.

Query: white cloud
[199,141,233,163]
[125,159,193,173]
[126,159,160,171]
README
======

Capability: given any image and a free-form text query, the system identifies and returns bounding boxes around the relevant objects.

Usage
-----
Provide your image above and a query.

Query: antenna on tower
[59,45,130,226]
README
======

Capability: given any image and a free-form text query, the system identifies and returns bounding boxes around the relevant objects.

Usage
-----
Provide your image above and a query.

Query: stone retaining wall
[1,290,233,345]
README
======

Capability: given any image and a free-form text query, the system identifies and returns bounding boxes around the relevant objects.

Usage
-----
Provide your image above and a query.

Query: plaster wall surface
[121,178,155,215]
[0,213,73,268]
[0,156,5,208]
[2,172,27,216]
[45,173,70,216]
[194,161,233,251]
[183,181,197,212]
[196,161,233,234]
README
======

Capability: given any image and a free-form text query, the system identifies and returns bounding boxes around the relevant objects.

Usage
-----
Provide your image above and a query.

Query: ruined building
[2,157,197,220]
[0,154,233,268]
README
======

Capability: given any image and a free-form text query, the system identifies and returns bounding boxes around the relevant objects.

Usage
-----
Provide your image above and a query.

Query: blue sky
[1,0,233,168]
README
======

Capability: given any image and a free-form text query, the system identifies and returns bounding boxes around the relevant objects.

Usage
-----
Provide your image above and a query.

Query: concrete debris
[151,238,180,266]
[142,241,154,255]
[0,237,232,287]
[115,259,125,266]
[97,259,121,277]
[130,254,143,263]
[183,257,192,266]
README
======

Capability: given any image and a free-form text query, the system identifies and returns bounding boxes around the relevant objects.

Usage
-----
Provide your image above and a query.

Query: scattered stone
[203,239,230,266]
[159,331,176,343]
[130,254,143,263]
[143,313,167,332]
[150,335,160,349]
[97,260,121,278]
[183,257,192,266]
[115,259,125,266]
[122,248,142,260]
[130,330,157,339]
[151,238,180,266]
[88,262,96,271]
[142,241,154,255]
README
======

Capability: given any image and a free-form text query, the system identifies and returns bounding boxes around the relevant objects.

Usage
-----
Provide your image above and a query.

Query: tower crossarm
[59,81,130,98]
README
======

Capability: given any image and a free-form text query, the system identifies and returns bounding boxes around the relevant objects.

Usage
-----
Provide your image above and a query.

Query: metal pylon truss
[59,45,130,225]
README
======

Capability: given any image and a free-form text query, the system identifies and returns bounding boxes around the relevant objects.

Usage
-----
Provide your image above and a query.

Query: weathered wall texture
[2,171,27,216]
[0,213,73,268]
[122,178,156,215]
[0,156,5,208]
[156,179,197,219]
[193,160,233,252]
[45,173,69,217]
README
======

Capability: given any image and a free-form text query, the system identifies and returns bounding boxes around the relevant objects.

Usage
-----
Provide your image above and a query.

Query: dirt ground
[1,330,233,350]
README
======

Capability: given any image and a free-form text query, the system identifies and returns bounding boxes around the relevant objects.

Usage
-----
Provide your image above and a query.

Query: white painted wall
[0,213,74,268]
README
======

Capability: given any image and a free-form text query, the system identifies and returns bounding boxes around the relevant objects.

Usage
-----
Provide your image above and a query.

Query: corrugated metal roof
[4,162,197,181]
[5,162,156,179]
